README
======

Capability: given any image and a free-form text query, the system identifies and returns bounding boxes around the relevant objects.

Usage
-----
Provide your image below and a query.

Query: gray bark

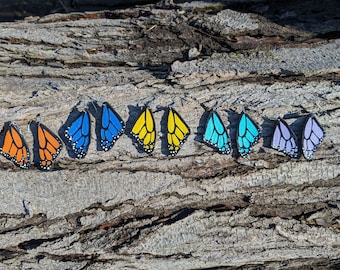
[0,2,339,269]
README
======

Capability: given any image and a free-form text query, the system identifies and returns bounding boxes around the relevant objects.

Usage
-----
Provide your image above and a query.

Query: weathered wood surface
[0,2,339,269]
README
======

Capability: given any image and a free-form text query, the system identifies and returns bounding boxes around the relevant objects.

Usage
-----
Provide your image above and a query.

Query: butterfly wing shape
[271,118,299,158]
[99,102,125,151]
[0,122,30,169]
[31,121,63,170]
[65,110,91,159]
[302,114,325,160]
[203,111,231,154]
[131,107,156,153]
[167,108,190,156]
[237,113,261,158]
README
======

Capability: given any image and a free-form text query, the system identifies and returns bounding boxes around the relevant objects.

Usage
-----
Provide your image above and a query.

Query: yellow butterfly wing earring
[131,107,156,153]
[167,107,190,156]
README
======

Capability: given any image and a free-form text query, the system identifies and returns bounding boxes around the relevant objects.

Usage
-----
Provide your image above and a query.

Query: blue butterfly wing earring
[203,110,230,154]
[99,102,125,151]
[237,112,261,158]
[65,109,91,159]
[271,118,299,158]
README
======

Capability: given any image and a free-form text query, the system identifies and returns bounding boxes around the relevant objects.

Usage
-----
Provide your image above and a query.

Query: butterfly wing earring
[131,106,156,153]
[30,121,63,170]
[203,110,231,154]
[99,102,125,151]
[167,107,190,156]
[64,106,91,159]
[0,122,30,169]
[302,114,325,160]
[237,112,261,158]
[271,118,299,158]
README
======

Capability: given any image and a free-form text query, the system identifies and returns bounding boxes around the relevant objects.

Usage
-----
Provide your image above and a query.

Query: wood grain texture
[0,2,339,269]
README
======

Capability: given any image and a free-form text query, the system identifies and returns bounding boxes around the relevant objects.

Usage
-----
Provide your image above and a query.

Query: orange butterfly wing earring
[30,121,62,170]
[0,122,30,169]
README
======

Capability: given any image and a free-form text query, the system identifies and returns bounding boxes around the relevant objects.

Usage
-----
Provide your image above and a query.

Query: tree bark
[0,1,339,269]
